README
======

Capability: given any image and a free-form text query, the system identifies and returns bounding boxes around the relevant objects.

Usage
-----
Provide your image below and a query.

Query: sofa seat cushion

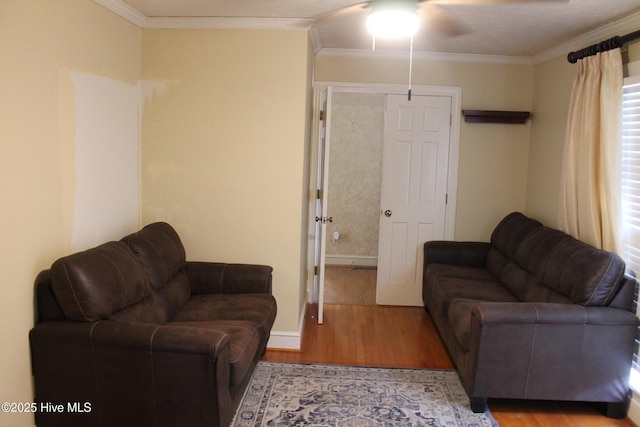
[109,294,166,323]
[425,264,517,320]
[170,320,261,387]
[171,294,277,341]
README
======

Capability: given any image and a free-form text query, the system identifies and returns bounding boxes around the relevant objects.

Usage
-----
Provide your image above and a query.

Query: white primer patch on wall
[70,72,140,251]
[140,79,167,103]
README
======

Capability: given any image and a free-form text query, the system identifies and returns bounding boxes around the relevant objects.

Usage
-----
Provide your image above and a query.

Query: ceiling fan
[316,0,568,100]
[318,0,570,39]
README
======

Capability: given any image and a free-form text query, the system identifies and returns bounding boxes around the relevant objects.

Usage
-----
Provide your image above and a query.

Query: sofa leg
[606,400,630,419]
[470,397,487,413]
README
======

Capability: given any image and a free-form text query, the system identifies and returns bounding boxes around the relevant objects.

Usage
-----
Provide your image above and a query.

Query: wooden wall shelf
[462,110,531,124]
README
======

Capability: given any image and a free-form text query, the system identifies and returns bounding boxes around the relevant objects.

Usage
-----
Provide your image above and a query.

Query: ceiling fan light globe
[367,9,419,39]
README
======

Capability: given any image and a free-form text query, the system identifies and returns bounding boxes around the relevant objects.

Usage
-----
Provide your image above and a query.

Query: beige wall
[626,42,640,76]
[315,55,534,240]
[0,1,141,425]
[140,28,312,334]
[525,56,575,227]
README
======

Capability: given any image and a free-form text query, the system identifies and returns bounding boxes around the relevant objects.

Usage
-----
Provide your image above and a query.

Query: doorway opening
[310,82,461,322]
[324,91,384,306]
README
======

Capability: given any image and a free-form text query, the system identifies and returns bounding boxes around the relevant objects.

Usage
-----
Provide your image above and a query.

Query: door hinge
[314,266,319,275]
[445,193,448,204]
[317,189,322,200]
[320,110,325,121]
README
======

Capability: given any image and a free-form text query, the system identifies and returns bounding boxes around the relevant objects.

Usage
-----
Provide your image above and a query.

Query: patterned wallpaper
[325,93,385,262]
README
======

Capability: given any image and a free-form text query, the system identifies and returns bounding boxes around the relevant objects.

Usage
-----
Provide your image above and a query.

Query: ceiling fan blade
[422,4,470,37]
[314,2,370,23]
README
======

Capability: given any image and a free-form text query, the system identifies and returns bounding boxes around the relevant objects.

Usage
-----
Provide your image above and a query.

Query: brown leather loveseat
[30,222,276,427]
[422,212,638,418]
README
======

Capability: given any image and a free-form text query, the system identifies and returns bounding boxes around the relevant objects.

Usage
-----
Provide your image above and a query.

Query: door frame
[307,82,462,305]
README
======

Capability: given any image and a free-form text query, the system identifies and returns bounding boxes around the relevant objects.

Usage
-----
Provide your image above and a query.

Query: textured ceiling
[120,0,640,56]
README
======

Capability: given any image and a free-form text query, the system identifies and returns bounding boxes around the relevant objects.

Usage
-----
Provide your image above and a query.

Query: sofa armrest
[30,320,232,426]
[472,301,639,326]
[424,241,490,268]
[31,320,230,356]
[465,302,638,403]
[186,261,273,295]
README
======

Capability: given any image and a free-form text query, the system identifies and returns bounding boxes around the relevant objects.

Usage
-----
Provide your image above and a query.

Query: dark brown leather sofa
[422,212,638,418]
[29,222,276,427]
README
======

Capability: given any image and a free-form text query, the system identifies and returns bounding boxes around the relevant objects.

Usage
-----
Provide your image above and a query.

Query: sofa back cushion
[487,212,626,306]
[486,212,543,297]
[490,212,543,257]
[50,241,165,323]
[519,229,625,305]
[121,222,191,320]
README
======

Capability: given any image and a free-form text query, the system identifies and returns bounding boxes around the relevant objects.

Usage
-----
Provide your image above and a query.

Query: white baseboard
[325,255,377,267]
[266,298,308,351]
[267,331,302,350]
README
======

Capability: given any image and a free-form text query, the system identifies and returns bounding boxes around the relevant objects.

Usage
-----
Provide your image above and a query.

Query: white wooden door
[377,94,452,306]
[315,87,333,324]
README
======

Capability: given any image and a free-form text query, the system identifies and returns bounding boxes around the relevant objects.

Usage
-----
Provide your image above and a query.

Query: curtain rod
[567,28,640,63]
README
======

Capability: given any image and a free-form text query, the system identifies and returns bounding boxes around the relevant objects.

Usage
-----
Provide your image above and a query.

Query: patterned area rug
[232,362,498,426]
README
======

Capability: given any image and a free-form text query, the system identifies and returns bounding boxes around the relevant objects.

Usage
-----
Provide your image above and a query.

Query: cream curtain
[558,49,623,253]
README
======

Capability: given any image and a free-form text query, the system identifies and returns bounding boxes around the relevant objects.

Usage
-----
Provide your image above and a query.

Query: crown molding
[532,10,640,64]
[317,48,532,65]
[309,26,322,55]
[94,0,639,66]
[94,0,146,27]
[94,0,313,30]
[143,17,313,30]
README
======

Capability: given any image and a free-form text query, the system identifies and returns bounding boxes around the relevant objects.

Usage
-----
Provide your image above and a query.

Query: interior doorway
[325,92,384,271]
[323,92,384,306]
[310,83,461,320]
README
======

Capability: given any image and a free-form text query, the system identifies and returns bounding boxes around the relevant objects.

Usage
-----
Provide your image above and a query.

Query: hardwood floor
[323,265,377,305]
[264,303,452,369]
[263,304,637,427]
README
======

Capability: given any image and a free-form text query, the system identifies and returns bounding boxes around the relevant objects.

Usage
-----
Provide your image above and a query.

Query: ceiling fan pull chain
[408,35,414,101]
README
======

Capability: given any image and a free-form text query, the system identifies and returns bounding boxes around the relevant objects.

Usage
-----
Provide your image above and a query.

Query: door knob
[384,210,392,217]
[316,216,333,223]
